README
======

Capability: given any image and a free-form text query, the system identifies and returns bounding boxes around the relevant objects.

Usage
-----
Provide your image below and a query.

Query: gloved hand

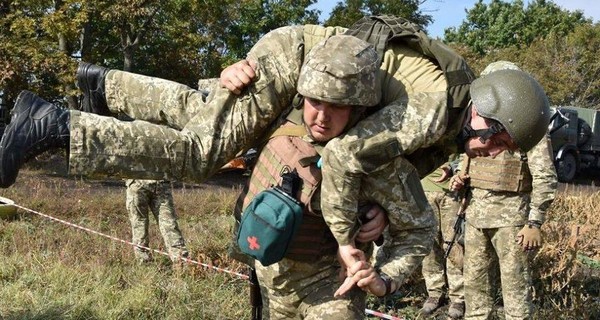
[516,224,542,251]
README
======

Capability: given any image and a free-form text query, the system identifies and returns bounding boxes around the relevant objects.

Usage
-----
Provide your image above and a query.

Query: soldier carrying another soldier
[0,16,551,319]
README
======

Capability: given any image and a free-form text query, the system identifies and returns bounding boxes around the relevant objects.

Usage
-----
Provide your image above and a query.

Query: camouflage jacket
[467,136,557,228]
[245,24,455,284]
[318,32,468,246]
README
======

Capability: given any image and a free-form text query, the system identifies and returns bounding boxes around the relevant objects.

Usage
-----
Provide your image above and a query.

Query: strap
[280,168,301,199]
[270,124,307,138]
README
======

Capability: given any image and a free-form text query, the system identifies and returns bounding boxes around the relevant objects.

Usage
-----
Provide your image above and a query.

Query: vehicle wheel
[556,152,578,182]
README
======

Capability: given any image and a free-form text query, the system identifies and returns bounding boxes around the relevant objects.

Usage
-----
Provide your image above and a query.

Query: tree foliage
[0,0,84,108]
[445,0,590,55]
[325,0,432,29]
[0,0,319,109]
[461,22,600,108]
[1,0,599,112]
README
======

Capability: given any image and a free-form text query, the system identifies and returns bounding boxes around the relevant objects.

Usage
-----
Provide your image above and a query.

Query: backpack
[344,15,475,110]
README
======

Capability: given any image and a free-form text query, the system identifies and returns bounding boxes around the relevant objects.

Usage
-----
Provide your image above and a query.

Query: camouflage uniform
[68,25,342,181]
[254,255,366,319]
[125,179,188,262]
[236,35,380,319]
[420,161,464,308]
[236,32,434,319]
[463,137,557,320]
[318,40,466,288]
[65,24,455,290]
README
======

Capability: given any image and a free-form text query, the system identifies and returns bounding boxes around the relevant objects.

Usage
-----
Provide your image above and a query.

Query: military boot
[0,91,70,188]
[76,62,112,116]
[420,295,445,316]
[447,301,465,319]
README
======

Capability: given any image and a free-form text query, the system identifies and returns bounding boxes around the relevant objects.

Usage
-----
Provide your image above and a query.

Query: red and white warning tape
[13,203,248,280]
[13,202,405,320]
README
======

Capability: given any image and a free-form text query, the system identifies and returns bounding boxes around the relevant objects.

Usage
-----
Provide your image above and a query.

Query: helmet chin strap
[456,106,505,147]
[461,122,505,143]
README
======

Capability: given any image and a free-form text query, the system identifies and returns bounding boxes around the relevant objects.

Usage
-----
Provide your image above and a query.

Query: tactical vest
[468,155,533,193]
[240,122,338,262]
[344,15,475,111]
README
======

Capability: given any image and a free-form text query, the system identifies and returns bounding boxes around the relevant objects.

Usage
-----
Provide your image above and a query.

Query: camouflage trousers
[421,190,464,304]
[126,179,188,262]
[68,52,300,183]
[463,223,532,320]
[254,255,366,320]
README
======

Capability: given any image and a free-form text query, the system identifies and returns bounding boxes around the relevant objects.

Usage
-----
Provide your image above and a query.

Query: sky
[311,0,600,38]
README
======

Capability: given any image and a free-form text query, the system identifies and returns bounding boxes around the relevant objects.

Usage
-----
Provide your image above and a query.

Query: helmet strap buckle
[477,122,504,143]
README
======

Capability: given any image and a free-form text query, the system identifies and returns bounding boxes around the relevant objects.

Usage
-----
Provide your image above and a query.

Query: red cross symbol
[247,236,260,250]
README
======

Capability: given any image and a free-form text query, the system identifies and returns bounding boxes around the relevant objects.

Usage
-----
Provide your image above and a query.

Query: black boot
[76,62,111,116]
[0,90,70,188]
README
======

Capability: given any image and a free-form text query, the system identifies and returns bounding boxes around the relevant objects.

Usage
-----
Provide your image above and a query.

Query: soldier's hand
[335,246,366,297]
[434,166,452,183]
[220,59,257,94]
[356,205,388,243]
[449,173,469,192]
[337,260,390,297]
[516,225,542,251]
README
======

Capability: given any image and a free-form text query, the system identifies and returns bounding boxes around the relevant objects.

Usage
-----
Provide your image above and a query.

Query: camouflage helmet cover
[297,35,381,107]
[470,68,550,152]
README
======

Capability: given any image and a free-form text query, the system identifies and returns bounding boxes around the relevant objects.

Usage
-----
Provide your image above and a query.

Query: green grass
[0,159,598,319]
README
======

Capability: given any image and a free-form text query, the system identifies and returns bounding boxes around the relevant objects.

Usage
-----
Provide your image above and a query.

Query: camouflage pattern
[297,35,381,107]
[245,31,436,315]
[321,89,452,246]
[463,137,557,319]
[463,223,532,320]
[319,34,457,253]
[254,255,366,319]
[66,24,448,306]
[471,69,551,153]
[125,179,188,262]
[421,167,464,305]
[196,77,218,93]
[69,25,310,181]
[467,137,557,228]
[480,60,521,75]
[347,155,437,286]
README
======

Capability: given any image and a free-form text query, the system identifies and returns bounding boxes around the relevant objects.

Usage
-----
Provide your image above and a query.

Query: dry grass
[0,160,250,319]
[0,158,598,319]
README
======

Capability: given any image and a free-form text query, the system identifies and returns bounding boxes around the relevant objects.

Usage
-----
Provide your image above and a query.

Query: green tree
[520,23,600,107]
[1,0,320,108]
[452,21,600,108]
[0,0,84,108]
[223,0,319,63]
[444,0,589,55]
[324,0,432,29]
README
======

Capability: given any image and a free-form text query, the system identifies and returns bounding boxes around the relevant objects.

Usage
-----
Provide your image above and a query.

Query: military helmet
[470,69,550,152]
[297,35,381,107]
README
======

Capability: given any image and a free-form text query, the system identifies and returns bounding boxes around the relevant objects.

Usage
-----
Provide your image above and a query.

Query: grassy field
[0,156,598,319]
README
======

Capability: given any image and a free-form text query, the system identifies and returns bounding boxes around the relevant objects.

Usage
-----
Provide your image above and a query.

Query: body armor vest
[240,122,337,261]
[468,155,533,193]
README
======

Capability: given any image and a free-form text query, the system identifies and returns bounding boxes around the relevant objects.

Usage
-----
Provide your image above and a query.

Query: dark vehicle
[549,106,600,182]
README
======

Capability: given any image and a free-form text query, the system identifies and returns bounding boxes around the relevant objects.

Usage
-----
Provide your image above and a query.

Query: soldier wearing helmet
[447,61,557,320]
[458,68,551,157]
[233,34,390,318]
[0,18,551,319]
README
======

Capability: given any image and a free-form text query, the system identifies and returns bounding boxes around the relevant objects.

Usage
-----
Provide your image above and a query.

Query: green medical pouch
[237,171,303,266]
